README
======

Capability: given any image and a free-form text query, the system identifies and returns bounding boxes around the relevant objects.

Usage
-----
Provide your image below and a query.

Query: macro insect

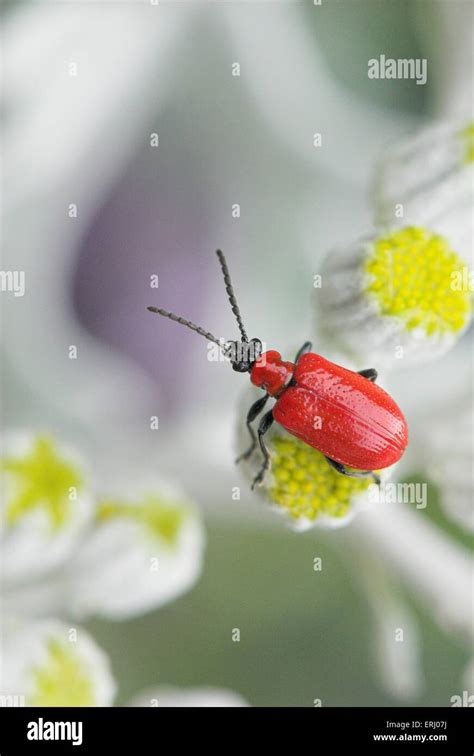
[148,250,408,489]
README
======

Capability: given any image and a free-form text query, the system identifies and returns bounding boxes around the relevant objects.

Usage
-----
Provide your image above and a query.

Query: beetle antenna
[147,306,222,347]
[216,249,248,342]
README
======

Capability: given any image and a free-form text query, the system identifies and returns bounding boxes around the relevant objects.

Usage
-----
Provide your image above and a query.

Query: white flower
[317,226,472,367]
[373,121,474,263]
[1,431,205,622]
[64,476,205,620]
[0,430,206,707]
[128,686,248,708]
[0,431,93,583]
[0,618,116,706]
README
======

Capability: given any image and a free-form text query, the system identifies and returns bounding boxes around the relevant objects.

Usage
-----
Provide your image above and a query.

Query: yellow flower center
[460,122,474,164]
[97,495,188,546]
[29,640,95,706]
[1,437,83,529]
[364,227,471,336]
[269,435,372,521]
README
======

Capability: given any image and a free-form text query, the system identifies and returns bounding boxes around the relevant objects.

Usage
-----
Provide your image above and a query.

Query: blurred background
[1,0,473,707]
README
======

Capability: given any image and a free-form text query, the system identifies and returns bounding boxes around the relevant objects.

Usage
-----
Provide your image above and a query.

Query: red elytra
[148,249,409,488]
[251,350,408,470]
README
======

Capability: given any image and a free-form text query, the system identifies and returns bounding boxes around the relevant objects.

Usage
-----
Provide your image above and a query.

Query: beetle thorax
[250,350,295,397]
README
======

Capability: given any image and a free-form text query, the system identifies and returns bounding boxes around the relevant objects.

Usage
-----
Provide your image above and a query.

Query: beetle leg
[294,341,313,363]
[358,368,378,382]
[235,394,270,463]
[251,410,275,490]
[325,456,380,485]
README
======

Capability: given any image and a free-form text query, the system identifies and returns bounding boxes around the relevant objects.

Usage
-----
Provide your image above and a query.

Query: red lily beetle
[148,250,408,489]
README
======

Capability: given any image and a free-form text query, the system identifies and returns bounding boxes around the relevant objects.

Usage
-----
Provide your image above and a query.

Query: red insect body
[148,250,409,481]
[250,350,294,396]
[251,351,408,470]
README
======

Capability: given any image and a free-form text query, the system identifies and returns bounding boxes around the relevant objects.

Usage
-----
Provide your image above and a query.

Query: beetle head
[224,338,262,372]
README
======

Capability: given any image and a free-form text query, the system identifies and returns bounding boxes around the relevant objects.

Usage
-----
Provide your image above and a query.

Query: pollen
[269,435,372,522]
[29,640,95,706]
[460,122,474,164]
[1,436,83,529]
[364,227,471,336]
[97,494,188,546]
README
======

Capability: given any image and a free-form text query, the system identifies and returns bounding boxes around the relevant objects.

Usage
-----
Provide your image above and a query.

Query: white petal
[221,3,419,185]
[373,121,473,264]
[351,504,474,643]
[64,476,205,620]
[371,597,424,701]
[423,399,474,533]
[419,1,474,118]
[2,2,188,428]
[0,431,93,583]
[354,546,424,700]
[0,617,116,706]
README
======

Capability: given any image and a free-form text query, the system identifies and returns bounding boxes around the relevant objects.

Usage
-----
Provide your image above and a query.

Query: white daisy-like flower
[1,430,205,623]
[0,429,207,709]
[64,476,205,620]
[317,226,472,367]
[0,618,116,706]
[373,121,474,263]
[128,686,248,708]
[0,431,93,583]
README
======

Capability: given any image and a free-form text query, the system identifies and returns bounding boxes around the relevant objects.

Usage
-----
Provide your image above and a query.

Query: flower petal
[0,617,116,706]
[373,121,474,263]
[64,476,205,620]
[0,431,93,583]
[423,398,474,533]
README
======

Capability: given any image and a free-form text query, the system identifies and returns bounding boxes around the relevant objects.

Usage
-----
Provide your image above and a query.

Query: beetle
[148,250,408,489]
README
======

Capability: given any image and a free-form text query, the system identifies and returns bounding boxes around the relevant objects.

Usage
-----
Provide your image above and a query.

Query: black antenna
[147,307,222,347]
[216,249,248,342]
